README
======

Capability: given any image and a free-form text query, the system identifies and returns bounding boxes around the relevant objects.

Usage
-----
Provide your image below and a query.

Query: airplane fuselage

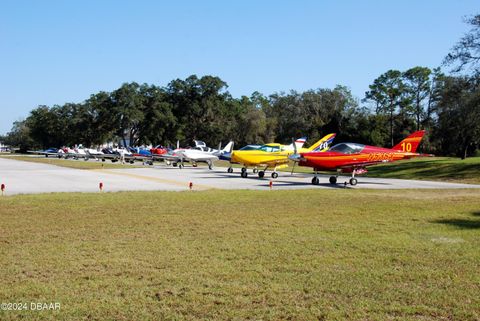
[299,145,418,172]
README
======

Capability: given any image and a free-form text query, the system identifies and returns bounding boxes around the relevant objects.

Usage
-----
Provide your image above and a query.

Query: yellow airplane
[230,133,336,178]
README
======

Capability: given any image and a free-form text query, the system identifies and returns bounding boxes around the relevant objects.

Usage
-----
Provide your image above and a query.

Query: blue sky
[0,0,478,134]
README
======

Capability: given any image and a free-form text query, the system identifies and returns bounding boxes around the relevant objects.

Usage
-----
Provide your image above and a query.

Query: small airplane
[219,144,261,162]
[230,133,336,178]
[289,130,428,186]
[174,141,234,169]
[150,145,169,159]
[157,141,233,169]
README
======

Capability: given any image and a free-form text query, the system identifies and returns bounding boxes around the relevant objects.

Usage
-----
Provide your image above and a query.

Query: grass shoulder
[0,189,478,320]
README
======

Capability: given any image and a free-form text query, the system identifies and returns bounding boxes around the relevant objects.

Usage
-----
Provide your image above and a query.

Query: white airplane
[164,141,234,169]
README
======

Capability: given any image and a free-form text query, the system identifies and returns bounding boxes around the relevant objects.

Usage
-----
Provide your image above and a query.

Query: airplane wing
[153,154,182,161]
[27,150,60,157]
[186,155,219,162]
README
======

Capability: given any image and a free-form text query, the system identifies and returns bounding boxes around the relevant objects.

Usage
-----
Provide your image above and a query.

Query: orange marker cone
[269,180,273,190]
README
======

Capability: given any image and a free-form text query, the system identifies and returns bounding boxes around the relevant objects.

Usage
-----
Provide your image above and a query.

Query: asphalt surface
[0,157,479,195]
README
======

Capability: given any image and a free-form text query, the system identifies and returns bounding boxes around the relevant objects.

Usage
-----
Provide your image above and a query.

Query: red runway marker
[99,182,103,192]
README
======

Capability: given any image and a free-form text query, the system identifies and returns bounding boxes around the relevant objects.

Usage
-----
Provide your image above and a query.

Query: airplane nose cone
[288,154,299,162]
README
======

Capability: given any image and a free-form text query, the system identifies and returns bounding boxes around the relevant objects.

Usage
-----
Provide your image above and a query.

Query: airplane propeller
[290,137,298,175]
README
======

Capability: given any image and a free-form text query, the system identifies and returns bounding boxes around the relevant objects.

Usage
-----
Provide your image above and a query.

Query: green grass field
[1,189,479,320]
[366,157,480,184]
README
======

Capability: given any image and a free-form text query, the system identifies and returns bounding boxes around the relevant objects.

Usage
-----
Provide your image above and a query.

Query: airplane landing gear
[348,169,358,186]
[253,168,258,173]
[271,172,278,179]
[258,171,265,178]
[241,167,247,173]
[178,164,183,169]
[329,176,337,184]
[227,167,233,173]
[312,176,320,185]
[241,171,248,178]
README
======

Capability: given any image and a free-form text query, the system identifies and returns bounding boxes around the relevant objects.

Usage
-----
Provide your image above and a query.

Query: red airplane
[291,130,428,186]
[150,145,168,155]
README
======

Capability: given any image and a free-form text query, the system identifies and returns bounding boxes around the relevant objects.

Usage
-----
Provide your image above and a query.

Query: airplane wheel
[130,160,134,164]
[179,164,183,169]
[192,162,198,167]
[312,177,320,185]
[253,168,258,173]
[241,167,247,173]
[329,176,337,184]
[227,167,233,173]
[241,171,248,178]
[208,164,212,170]
[349,178,358,186]
[271,172,278,179]
[258,171,265,178]
[102,159,105,162]
[172,162,177,167]
[84,157,88,161]
[166,160,171,166]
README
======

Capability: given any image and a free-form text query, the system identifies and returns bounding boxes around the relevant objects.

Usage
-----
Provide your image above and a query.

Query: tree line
[2,15,479,158]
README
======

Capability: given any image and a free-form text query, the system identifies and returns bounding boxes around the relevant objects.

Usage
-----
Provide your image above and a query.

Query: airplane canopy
[328,143,365,154]
[259,144,282,152]
[239,145,261,151]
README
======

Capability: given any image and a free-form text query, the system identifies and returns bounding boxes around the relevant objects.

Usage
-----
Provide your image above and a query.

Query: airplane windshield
[328,143,365,154]
[259,145,280,152]
[239,145,261,151]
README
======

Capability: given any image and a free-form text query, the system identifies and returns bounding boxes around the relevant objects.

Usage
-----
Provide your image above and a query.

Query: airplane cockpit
[258,145,281,152]
[328,143,365,154]
[193,140,213,152]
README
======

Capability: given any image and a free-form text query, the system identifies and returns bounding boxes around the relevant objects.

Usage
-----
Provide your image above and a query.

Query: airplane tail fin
[392,130,426,153]
[308,133,336,152]
[286,137,307,150]
[221,141,234,153]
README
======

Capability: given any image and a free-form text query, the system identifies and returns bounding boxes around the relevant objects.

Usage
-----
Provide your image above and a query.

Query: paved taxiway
[0,157,479,195]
